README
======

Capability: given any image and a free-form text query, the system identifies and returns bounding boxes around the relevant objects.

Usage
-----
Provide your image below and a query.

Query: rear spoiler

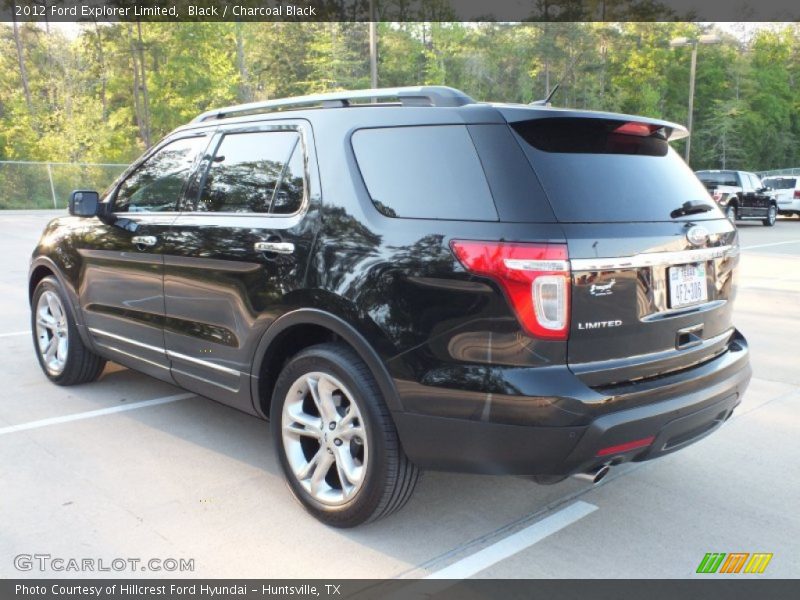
[496,106,689,141]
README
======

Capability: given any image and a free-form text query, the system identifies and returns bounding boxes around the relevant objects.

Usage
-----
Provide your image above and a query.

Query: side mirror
[68,190,100,217]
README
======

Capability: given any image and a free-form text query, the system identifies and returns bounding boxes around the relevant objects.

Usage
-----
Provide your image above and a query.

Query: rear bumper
[393,332,751,476]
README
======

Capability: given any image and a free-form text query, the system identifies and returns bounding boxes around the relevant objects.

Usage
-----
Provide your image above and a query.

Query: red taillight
[596,436,655,457]
[450,240,570,340]
[613,121,658,137]
[794,190,800,199]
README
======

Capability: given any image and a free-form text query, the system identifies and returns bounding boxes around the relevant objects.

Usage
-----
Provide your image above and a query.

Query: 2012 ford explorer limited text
[29,86,751,527]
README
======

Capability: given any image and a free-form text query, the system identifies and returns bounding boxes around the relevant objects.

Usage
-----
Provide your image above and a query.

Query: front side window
[115,136,207,213]
[192,130,304,214]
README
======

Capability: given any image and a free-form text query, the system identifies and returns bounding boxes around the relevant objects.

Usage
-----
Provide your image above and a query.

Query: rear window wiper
[670,200,714,219]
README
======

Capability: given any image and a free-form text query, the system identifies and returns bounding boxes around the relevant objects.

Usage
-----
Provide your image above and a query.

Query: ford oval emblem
[686,225,709,247]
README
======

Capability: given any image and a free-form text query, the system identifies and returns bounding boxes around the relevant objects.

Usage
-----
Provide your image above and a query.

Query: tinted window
[512,118,718,223]
[115,136,207,213]
[695,171,739,187]
[194,131,303,213]
[270,141,305,214]
[763,177,796,189]
[467,124,556,223]
[352,125,498,221]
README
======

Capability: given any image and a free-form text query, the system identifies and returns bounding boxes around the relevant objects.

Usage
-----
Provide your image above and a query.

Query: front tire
[763,205,777,226]
[271,343,419,527]
[31,276,106,385]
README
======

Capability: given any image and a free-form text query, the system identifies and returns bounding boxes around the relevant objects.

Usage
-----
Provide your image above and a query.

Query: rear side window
[512,118,718,223]
[193,130,304,214]
[352,125,498,221]
[763,177,796,189]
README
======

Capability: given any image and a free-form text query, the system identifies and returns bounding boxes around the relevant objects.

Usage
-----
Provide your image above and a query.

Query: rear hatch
[504,110,739,388]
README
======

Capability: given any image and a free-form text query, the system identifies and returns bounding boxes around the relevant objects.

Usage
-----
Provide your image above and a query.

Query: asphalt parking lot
[1,211,798,579]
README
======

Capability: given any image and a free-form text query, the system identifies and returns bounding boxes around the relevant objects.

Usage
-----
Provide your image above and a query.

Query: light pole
[369,0,377,89]
[670,34,720,164]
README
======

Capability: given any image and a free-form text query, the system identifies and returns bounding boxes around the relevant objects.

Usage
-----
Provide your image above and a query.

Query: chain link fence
[0,161,128,210]
[757,167,800,178]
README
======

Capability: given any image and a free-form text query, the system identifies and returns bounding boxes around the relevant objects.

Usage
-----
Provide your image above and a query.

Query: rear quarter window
[351,125,498,221]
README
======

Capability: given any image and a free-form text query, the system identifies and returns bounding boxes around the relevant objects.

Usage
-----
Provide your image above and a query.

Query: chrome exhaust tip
[573,464,611,485]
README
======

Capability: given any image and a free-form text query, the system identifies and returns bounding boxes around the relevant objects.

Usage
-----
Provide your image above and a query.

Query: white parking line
[0,392,196,436]
[742,239,800,250]
[424,501,598,579]
[0,330,31,338]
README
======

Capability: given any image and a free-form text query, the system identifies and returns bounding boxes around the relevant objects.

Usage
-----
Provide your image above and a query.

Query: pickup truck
[696,169,778,226]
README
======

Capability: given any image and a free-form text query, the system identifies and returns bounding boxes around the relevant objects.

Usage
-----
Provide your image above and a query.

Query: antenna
[529,84,560,106]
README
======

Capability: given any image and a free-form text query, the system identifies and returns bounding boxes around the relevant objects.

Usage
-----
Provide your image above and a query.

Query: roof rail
[191,86,476,123]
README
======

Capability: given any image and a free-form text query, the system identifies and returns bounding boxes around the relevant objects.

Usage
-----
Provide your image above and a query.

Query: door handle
[132,235,157,248]
[255,241,294,255]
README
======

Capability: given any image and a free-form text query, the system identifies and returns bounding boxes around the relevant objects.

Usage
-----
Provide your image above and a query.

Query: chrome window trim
[179,121,313,219]
[570,245,737,272]
[107,119,318,221]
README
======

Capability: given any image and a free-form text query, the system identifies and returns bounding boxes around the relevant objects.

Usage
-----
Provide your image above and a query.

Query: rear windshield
[512,118,718,222]
[696,171,739,187]
[762,177,796,190]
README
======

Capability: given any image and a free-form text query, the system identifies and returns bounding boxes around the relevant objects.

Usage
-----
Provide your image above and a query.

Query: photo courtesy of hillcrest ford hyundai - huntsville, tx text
[28,86,751,527]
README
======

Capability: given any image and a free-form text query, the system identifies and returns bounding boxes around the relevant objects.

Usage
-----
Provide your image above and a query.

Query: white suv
[762,176,800,217]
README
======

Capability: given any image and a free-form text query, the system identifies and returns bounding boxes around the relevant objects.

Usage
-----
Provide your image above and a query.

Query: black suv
[29,86,751,527]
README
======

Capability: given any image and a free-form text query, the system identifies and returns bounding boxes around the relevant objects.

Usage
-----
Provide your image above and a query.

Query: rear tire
[31,276,106,386]
[270,342,420,527]
[763,205,777,227]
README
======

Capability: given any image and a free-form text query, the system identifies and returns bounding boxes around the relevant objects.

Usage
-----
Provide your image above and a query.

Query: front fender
[29,255,93,349]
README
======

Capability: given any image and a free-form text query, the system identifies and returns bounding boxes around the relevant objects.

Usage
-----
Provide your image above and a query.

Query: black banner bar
[3,580,800,600]
[4,0,800,23]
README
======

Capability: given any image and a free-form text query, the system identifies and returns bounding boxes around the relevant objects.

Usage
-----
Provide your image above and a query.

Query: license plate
[668,263,708,308]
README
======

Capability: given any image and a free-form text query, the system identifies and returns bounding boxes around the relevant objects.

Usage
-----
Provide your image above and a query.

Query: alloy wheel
[35,290,69,376]
[281,372,368,506]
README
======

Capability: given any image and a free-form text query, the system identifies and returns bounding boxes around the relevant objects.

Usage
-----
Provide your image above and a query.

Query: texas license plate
[669,263,708,308]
